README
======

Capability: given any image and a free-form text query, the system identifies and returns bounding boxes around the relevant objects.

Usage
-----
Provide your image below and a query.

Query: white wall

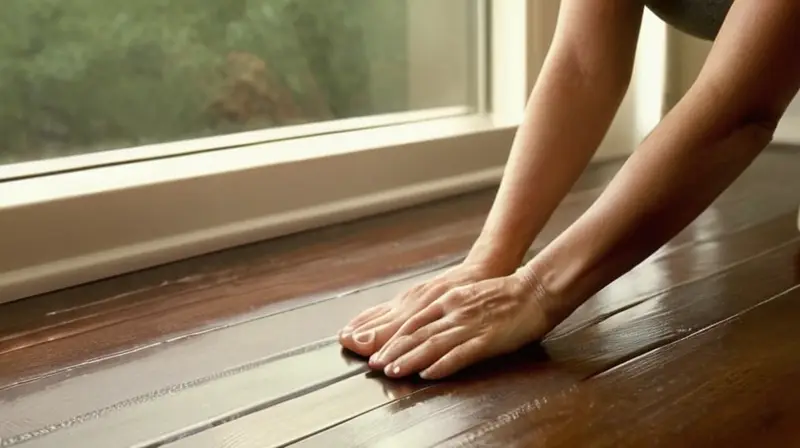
[604,8,669,157]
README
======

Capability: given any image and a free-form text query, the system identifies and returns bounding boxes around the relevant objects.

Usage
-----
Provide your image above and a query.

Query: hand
[338,260,507,358]
[367,268,553,380]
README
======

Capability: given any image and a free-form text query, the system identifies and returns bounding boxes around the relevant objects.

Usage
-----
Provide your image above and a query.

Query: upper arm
[548,0,645,85]
[682,0,800,132]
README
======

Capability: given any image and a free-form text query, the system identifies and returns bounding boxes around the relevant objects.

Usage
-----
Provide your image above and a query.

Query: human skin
[339,0,800,380]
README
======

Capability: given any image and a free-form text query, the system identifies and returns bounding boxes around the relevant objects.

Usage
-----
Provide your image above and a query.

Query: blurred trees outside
[0,0,409,164]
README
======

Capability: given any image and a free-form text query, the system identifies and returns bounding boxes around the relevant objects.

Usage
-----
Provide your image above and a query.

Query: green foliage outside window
[0,0,409,164]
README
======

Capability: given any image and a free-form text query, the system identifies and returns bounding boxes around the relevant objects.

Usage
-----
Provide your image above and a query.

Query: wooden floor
[2,146,800,448]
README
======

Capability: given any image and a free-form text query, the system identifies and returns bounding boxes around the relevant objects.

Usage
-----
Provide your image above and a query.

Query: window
[1,0,479,171]
[0,1,563,303]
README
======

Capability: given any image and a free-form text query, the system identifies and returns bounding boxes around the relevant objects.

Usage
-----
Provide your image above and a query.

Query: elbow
[741,107,782,140]
[700,103,783,148]
[739,119,776,149]
[724,107,782,149]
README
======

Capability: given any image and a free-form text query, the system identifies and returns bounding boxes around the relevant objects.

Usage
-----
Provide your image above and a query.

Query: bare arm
[467,0,645,274]
[342,0,799,381]
[526,0,800,324]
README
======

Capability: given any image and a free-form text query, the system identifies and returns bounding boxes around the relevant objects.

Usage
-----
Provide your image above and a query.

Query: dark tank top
[645,0,734,40]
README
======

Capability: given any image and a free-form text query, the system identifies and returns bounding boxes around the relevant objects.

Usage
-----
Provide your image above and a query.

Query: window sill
[0,114,517,303]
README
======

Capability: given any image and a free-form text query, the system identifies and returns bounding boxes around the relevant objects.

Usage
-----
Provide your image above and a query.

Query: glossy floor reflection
[1,148,799,447]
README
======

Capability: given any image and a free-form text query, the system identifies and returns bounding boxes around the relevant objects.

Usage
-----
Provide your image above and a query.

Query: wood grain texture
[446,285,800,448]
[214,214,800,448]
[1,148,799,448]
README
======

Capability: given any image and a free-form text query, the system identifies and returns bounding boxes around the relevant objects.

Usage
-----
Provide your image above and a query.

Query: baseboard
[0,166,504,305]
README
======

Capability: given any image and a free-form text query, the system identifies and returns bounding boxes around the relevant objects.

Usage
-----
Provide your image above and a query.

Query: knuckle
[472,336,491,350]
[428,282,451,298]
[392,334,413,349]
[425,333,448,349]
[453,303,481,321]
[440,289,466,306]
[452,284,475,297]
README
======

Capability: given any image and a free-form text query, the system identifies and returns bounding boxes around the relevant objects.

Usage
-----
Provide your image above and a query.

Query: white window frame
[0,0,670,303]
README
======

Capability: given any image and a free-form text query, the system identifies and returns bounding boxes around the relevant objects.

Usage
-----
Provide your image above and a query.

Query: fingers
[340,304,391,336]
[370,297,448,368]
[342,320,406,357]
[369,316,451,369]
[341,312,392,343]
[339,276,475,361]
[383,326,472,378]
[378,287,459,351]
[391,300,446,342]
[419,337,490,380]
[340,311,395,354]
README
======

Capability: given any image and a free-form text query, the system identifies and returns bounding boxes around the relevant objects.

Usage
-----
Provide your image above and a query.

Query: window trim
[0,0,671,304]
[0,115,518,302]
[0,106,471,182]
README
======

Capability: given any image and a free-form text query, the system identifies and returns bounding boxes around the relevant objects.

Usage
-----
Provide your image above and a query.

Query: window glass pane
[0,0,480,166]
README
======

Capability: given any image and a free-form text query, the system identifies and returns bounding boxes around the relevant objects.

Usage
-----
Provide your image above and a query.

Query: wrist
[464,237,526,277]
[519,245,594,326]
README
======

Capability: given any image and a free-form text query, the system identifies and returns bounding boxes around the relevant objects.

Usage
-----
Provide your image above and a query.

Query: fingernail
[369,352,383,365]
[419,369,431,380]
[385,364,400,376]
[354,331,374,345]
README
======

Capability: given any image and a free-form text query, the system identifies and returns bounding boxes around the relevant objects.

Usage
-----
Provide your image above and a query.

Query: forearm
[526,113,775,322]
[467,54,629,274]
[523,0,799,325]
[465,1,644,275]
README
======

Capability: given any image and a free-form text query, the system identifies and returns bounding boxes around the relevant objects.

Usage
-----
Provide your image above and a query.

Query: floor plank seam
[587,283,800,381]
[277,382,443,448]
[274,386,440,448]
[141,369,370,448]
[0,338,166,391]
[1,338,365,447]
[435,282,800,446]
[0,254,461,359]
[546,235,800,341]
[0,285,228,349]
[0,259,461,391]
[0,273,231,344]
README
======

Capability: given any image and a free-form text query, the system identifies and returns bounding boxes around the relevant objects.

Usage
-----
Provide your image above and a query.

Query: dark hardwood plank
[3,205,795,446]
[0,149,797,448]
[447,286,800,447]
[549,205,800,338]
[545,231,800,374]
[2,151,797,391]
[0,166,615,389]
[3,161,795,390]
[0,272,427,445]
[0,187,607,445]
[6,342,370,448]
[280,217,800,448]
[155,214,799,448]
[166,371,422,448]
